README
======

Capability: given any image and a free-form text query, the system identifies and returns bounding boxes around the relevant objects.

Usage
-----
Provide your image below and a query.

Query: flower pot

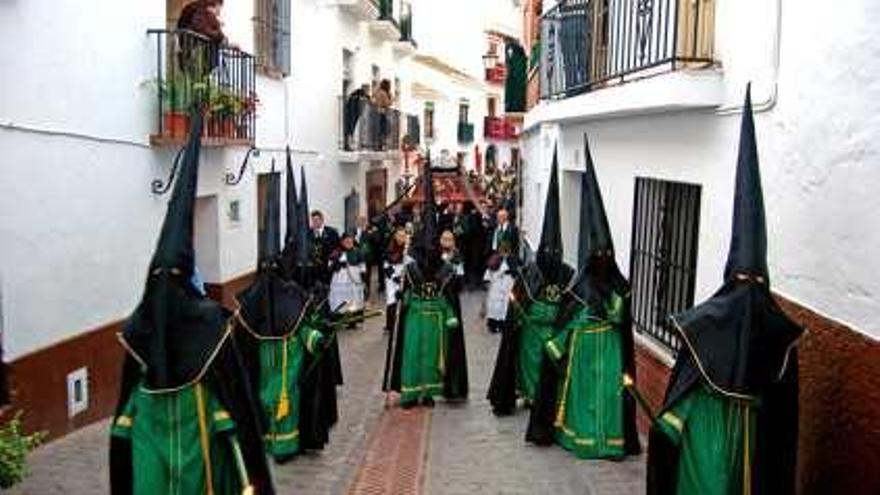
[163,112,190,139]
[205,116,237,139]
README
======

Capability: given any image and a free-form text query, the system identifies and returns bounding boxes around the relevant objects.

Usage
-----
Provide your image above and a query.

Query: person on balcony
[524,135,640,460]
[372,79,393,151]
[176,0,228,77]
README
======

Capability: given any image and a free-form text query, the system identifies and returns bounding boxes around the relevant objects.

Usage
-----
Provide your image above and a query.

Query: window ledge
[524,69,724,131]
[634,332,677,368]
[320,0,377,22]
[369,19,401,42]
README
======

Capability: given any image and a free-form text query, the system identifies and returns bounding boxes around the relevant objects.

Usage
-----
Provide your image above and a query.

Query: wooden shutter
[272,0,292,75]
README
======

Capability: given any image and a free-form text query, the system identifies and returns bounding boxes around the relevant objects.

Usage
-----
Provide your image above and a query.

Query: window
[458,100,470,124]
[255,0,291,76]
[424,102,435,140]
[629,177,702,354]
[487,96,497,118]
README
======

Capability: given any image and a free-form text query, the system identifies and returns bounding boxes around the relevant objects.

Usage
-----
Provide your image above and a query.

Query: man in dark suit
[309,210,340,285]
[488,207,519,263]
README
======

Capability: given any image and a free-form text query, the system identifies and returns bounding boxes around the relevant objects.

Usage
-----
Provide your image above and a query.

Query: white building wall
[522,0,880,339]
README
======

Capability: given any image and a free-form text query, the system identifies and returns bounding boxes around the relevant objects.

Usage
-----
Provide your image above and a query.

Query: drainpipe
[715,0,783,115]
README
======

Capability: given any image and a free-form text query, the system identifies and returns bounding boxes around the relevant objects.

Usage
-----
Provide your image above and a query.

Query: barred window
[629,177,702,355]
[255,0,291,76]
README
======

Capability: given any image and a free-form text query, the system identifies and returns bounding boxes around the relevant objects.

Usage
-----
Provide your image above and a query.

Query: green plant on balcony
[0,413,46,488]
[148,74,210,138]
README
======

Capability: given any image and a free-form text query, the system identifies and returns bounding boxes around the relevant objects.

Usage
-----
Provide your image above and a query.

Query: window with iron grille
[254,0,291,76]
[424,102,435,140]
[628,177,701,355]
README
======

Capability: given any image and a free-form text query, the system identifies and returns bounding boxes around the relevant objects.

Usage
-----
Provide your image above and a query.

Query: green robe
[110,381,247,495]
[400,294,456,405]
[546,294,625,459]
[256,322,324,458]
[655,385,757,495]
[517,300,559,402]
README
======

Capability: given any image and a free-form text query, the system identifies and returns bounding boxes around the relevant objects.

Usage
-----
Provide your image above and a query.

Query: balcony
[369,0,401,42]
[484,116,519,141]
[321,0,379,22]
[485,64,507,85]
[339,96,401,160]
[539,0,715,100]
[393,2,417,57]
[457,122,475,145]
[147,29,256,147]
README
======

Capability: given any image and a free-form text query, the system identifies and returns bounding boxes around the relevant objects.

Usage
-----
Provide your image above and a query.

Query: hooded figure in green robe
[487,149,575,415]
[384,156,467,407]
[110,111,275,495]
[277,149,339,450]
[525,135,640,459]
[647,86,803,495]
[232,152,335,463]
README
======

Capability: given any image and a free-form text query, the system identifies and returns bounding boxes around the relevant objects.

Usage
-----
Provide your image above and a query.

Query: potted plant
[206,86,242,138]
[0,413,45,488]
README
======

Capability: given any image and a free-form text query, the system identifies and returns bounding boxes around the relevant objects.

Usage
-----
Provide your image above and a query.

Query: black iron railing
[148,29,257,144]
[628,177,702,355]
[405,114,421,146]
[457,122,475,144]
[375,0,396,22]
[540,0,714,100]
[340,96,401,152]
[399,2,415,43]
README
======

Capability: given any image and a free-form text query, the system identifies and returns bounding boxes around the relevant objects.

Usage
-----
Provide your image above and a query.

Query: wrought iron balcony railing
[457,122,475,144]
[484,116,519,141]
[404,114,421,147]
[540,0,715,100]
[340,95,401,152]
[147,29,257,145]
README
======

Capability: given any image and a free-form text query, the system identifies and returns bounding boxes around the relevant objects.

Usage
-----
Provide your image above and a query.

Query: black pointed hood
[573,134,628,301]
[665,85,803,405]
[284,147,299,255]
[297,165,311,266]
[412,153,440,276]
[535,148,569,286]
[259,162,281,266]
[280,147,300,280]
[724,85,769,282]
[236,157,311,338]
[122,111,227,390]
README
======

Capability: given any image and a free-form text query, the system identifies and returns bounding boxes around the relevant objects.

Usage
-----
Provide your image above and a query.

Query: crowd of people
[109,88,801,495]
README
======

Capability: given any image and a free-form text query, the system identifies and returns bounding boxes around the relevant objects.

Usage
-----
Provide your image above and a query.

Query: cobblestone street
[10,291,645,494]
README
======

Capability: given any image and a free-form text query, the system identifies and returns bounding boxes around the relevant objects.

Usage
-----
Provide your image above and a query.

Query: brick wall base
[634,293,880,495]
[0,271,257,441]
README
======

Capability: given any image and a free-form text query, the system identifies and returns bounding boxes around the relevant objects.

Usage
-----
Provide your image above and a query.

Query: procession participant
[297,170,344,387]
[525,135,640,460]
[439,229,469,401]
[328,233,367,327]
[109,112,274,494]
[381,227,409,334]
[308,210,340,286]
[483,207,519,334]
[232,167,329,462]
[645,87,802,495]
[353,215,376,299]
[275,149,340,453]
[383,162,461,408]
[487,150,574,416]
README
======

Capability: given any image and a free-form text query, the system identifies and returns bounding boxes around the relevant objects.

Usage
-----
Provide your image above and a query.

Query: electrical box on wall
[66,367,89,418]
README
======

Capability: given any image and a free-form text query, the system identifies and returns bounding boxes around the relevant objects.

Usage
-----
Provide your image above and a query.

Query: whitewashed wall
[521,0,880,338]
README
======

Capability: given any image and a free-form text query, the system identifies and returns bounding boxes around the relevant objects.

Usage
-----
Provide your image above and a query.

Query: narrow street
[9,291,645,495]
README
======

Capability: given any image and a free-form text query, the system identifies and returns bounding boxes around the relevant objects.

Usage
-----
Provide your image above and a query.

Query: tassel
[276,337,290,420]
